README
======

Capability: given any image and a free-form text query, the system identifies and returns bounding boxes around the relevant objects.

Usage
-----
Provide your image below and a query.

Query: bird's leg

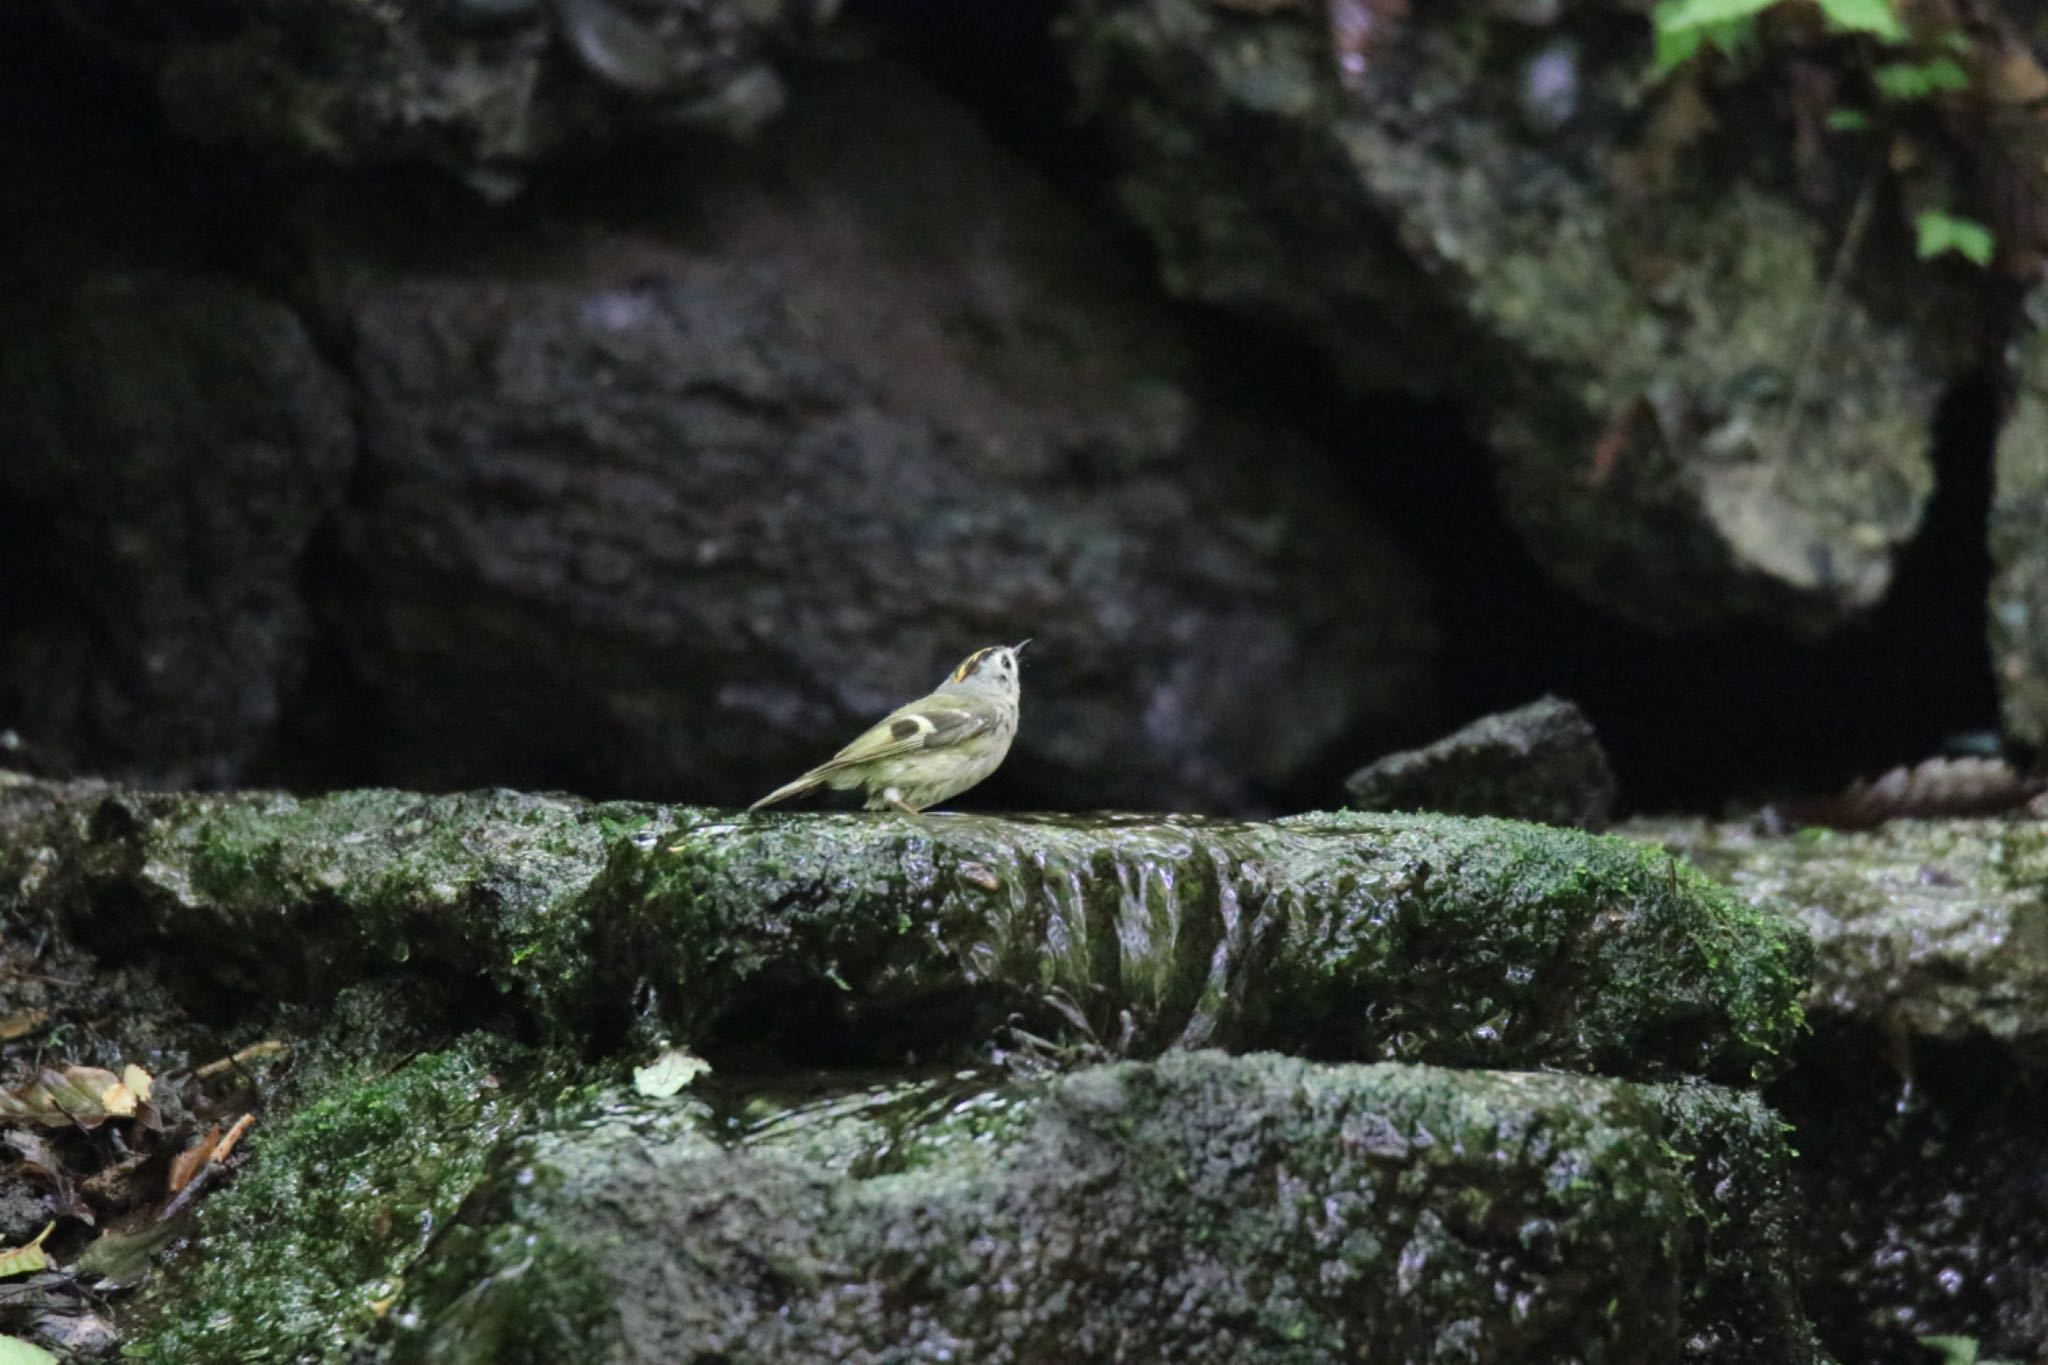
[882,789,925,818]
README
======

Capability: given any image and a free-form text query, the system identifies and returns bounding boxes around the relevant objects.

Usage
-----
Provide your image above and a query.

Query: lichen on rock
[1064,0,1964,633]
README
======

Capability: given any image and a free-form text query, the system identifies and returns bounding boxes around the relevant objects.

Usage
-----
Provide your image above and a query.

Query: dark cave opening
[1227,347,2009,816]
[842,0,2012,816]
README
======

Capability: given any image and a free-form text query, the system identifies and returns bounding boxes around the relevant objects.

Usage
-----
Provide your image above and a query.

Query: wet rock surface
[1346,694,1617,830]
[1636,818,2048,1045]
[356,1053,1817,1365]
[1634,815,2048,1363]
[636,805,1807,1079]
[0,775,1810,1081]
[0,775,1824,1358]
[1063,0,1962,634]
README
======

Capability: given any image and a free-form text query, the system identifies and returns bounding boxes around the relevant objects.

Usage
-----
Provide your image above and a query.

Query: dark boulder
[1346,694,1616,829]
[1063,0,1970,634]
[0,273,353,787]
[325,67,1436,810]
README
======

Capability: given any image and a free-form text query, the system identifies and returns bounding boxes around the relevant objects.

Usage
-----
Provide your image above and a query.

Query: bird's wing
[813,697,993,773]
[749,698,995,810]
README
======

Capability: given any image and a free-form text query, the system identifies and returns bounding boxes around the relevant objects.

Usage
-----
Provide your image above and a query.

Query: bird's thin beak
[1014,638,1033,654]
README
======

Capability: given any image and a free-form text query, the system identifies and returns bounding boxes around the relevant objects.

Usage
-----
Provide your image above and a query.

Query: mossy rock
[121,1035,544,1363]
[0,777,660,1032]
[1063,0,1965,633]
[374,1052,1826,1364]
[2,778,1808,1081]
[1628,814,2048,1360]
[620,808,1809,1082]
[1630,816,2048,1043]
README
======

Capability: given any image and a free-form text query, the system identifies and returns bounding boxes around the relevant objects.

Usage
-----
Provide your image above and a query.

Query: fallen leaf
[0,1337,57,1365]
[1,1131,91,1225]
[0,1010,49,1044]
[119,1064,152,1106]
[0,1062,159,1129]
[633,1047,711,1099]
[167,1127,223,1195]
[74,1220,178,1287]
[0,1224,53,1279]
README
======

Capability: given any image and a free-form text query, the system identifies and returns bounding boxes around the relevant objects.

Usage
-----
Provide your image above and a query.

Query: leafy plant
[1920,1334,2020,1365]
[1914,209,1996,265]
[1873,57,1969,100]
[1650,0,1999,269]
[1652,0,1909,73]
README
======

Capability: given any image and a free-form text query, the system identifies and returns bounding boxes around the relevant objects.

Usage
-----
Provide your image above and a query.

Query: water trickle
[647,807,1802,1078]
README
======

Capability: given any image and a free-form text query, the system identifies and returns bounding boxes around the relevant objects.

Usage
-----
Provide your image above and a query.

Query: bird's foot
[883,790,929,819]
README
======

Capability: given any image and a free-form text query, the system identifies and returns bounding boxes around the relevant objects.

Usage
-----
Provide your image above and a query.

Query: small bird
[750,643,1028,815]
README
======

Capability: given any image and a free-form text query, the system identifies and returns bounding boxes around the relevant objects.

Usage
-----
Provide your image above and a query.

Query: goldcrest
[750,643,1028,814]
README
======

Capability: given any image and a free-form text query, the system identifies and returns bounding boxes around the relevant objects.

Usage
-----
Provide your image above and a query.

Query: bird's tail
[749,770,827,811]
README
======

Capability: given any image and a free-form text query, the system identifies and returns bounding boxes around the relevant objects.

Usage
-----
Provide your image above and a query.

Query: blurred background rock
[0,0,2021,817]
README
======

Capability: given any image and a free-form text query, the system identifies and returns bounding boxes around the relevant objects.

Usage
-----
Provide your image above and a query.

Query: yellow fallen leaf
[120,1064,153,1106]
[88,1069,138,1119]
[0,1223,54,1279]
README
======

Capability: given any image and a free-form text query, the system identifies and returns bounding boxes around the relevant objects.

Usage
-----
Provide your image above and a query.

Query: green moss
[376,1054,1823,1363]
[12,779,1808,1082]
[1631,815,2048,1042]
[376,1162,619,1365]
[125,1037,537,1363]
[1264,812,1810,1079]
[610,809,1808,1081]
[13,782,667,1034]
[1652,1083,1828,1364]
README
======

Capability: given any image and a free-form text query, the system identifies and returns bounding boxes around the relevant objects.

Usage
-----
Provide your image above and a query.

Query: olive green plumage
[750,643,1027,814]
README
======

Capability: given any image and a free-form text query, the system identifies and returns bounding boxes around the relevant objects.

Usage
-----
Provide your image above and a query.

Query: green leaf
[1650,0,1765,74]
[1656,0,1776,29]
[1816,0,1909,41]
[1919,1337,1979,1365]
[1825,107,1873,131]
[1653,21,1707,74]
[0,1339,57,1365]
[1873,58,1969,100]
[0,1224,52,1279]
[1914,210,1996,266]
